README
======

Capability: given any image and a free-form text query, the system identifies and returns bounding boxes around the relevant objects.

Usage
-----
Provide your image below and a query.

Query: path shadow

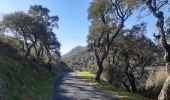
[52,72,118,100]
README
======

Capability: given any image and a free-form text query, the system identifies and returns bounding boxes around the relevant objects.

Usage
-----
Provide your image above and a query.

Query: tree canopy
[1,5,60,62]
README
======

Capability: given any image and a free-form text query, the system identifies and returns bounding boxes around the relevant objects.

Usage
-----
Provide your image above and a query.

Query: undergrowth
[77,71,151,100]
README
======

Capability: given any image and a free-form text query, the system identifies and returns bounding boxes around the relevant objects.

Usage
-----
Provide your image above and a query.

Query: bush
[139,68,166,98]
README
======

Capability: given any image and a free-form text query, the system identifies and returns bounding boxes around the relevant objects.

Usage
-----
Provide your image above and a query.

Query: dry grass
[77,71,150,100]
[145,68,166,89]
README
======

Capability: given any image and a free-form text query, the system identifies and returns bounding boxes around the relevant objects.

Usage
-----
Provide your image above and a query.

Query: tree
[88,0,139,81]
[28,5,60,61]
[2,5,60,64]
[2,12,35,57]
[141,0,170,99]
[107,23,155,92]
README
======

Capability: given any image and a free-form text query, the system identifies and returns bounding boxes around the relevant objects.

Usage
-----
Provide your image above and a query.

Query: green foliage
[88,0,112,20]
[2,5,60,60]
[0,36,63,100]
[63,46,96,71]
[105,23,155,89]
[29,5,60,59]
[0,5,64,99]
[77,71,149,100]
[87,0,141,81]
[138,68,166,99]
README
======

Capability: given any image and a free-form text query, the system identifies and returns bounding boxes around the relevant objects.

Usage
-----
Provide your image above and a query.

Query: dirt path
[53,72,118,100]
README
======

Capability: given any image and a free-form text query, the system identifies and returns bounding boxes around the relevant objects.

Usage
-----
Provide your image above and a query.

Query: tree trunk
[129,70,137,92]
[125,61,137,92]
[25,47,31,59]
[130,79,137,92]
[25,43,36,59]
[40,48,44,57]
[158,63,170,100]
[156,13,170,100]
[95,63,104,81]
[126,74,137,92]
[36,42,44,57]
[47,59,52,71]
[144,1,170,99]
[20,40,25,51]
[34,45,38,57]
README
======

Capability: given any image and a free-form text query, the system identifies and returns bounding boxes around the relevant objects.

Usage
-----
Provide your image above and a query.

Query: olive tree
[2,12,35,57]
[107,23,155,92]
[88,0,139,81]
[2,5,60,64]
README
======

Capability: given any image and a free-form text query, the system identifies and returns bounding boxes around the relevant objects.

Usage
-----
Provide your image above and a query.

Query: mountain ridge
[62,46,87,58]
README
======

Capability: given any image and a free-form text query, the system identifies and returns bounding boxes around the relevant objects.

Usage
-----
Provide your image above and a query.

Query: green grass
[0,55,63,100]
[77,71,151,100]
[0,36,67,100]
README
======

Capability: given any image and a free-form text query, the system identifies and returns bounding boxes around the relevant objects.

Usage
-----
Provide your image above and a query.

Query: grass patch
[0,36,67,100]
[77,71,150,100]
[0,55,63,100]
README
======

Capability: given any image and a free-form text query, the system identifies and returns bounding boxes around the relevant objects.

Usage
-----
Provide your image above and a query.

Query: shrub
[139,67,166,98]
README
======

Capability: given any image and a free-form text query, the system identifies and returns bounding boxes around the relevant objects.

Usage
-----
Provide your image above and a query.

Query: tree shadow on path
[52,72,118,100]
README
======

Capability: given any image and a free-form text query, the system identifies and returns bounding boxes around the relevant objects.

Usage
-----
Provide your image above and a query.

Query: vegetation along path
[53,72,118,100]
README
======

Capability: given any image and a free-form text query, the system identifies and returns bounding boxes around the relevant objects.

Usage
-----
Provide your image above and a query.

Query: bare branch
[157,0,169,10]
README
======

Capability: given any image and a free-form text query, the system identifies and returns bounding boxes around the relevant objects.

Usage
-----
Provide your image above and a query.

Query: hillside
[0,36,69,100]
[62,46,87,58]
[62,46,96,71]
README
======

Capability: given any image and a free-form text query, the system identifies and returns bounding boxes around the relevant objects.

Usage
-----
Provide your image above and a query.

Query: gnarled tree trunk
[144,0,170,99]
[156,13,170,100]
[95,62,104,81]
[158,50,170,100]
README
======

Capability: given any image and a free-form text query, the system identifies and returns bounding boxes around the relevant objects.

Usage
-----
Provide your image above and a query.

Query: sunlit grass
[77,71,150,100]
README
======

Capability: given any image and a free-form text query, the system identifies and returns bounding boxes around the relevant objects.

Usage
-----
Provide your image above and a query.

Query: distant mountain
[62,45,96,72]
[62,46,87,58]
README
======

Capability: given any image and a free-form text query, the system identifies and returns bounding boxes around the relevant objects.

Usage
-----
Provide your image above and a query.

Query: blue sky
[0,0,169,54]
[0,0,91,55]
